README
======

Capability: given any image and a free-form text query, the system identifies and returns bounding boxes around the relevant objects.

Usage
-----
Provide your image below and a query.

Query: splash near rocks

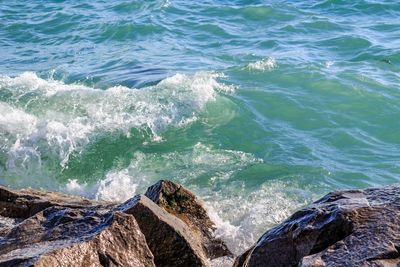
[1,1,400,265]
[2,180,399,267]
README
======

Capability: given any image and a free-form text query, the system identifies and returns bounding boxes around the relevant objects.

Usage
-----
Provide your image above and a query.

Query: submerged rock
[145,180,232,259]
[0,207,155,267]
[118,194,209,267]
[234,185,400,267]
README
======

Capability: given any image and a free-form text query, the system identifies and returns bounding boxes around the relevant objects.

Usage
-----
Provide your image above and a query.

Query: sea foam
[0,71,308,258]
[0,71,233,183]
[63,142,308,255]
[247,57,277,71]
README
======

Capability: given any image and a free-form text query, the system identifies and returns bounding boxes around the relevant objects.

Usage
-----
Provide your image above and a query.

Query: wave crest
[246,57,277,71]
[0,71,234,179]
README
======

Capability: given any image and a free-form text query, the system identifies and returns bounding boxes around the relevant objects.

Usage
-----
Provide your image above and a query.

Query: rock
[145,180,232,259]
[0,206,155,267]
[0,180,231,266]
[0,185,110,219]
[298,186,400,267]
[118,194,209,267]
[234,185,400,267]
[3,181,400,267]
[0,215,21,231]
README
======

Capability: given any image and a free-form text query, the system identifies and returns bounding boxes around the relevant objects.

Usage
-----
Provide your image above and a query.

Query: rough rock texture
[0,180,231,266]
[145,179,232,259]
[118,194,209,267]
[0,186,108,219]
[0,207,155,267]
[234,185,400,267]
[3,181,400,266]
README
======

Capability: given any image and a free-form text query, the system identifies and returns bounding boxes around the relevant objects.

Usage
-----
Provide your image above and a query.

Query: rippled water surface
[1,0,400,256]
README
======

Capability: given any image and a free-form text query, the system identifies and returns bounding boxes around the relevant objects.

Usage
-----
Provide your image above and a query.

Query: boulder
[0,206,155,267]
[118,194,209,267]
[0,180,232,266]
[0,185,110,219]
[234,185,400,267]
[145,180,232,259]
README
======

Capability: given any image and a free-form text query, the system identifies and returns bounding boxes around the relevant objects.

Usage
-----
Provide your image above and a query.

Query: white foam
[94,170,139,202]
[0,72,90,97]
[66,142,259,198]
[325,61,334,68]
[0,102,37,137]
[65,179,88,196]
[203,181,307,255]
[247,57,277,71]
[65,169,144,203]
[53,142,309,264]
[0,71,233,176]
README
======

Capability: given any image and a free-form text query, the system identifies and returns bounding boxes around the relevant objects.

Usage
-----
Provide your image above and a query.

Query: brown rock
[0,180,232,266]
[0,185,110,219]
[145,180,232,259]
[235,185,400,267]
[118,194,209,267]
[0,207,155,267]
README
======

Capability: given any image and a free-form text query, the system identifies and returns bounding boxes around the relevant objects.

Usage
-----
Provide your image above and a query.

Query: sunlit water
[1,0,400,257]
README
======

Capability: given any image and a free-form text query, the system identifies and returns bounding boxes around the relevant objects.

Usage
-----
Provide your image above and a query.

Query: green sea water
[1,0,400,255]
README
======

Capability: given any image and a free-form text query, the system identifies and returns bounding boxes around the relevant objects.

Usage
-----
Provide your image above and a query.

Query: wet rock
[0,185,109,219]
[0,207,155,267]
[0,180,231,266]
[118,194,209,267]
[0,215,21,231]
[235,185,400,267]
[145,180,232,259]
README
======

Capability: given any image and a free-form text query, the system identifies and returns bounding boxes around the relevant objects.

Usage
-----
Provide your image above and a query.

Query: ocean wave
[246,57,277,71]
[0,71,234,183]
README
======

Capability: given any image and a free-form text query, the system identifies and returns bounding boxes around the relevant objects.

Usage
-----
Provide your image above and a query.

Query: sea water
[1,0,400,256]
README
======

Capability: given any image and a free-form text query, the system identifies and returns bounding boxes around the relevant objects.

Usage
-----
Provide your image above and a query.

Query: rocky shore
[1,180,399,266]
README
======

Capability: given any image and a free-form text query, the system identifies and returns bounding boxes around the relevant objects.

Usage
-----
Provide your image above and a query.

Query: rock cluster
[0,180,232,266]
[234,185,400,267]
[2,181,400,267]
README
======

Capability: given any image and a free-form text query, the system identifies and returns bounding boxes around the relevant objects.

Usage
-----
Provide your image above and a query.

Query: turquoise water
[1,0,400,254]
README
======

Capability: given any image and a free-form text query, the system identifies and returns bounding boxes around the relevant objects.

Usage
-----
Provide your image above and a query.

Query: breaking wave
[0,71,234,186]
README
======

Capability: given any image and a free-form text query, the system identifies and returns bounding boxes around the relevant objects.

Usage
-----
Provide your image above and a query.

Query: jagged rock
[118,194,209,267]
[0,206,155,267]
[145,180,232,259]
[0,180,233,266]
[234,185,400,267]
[0,180,232,266]
[0,185,110,219]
